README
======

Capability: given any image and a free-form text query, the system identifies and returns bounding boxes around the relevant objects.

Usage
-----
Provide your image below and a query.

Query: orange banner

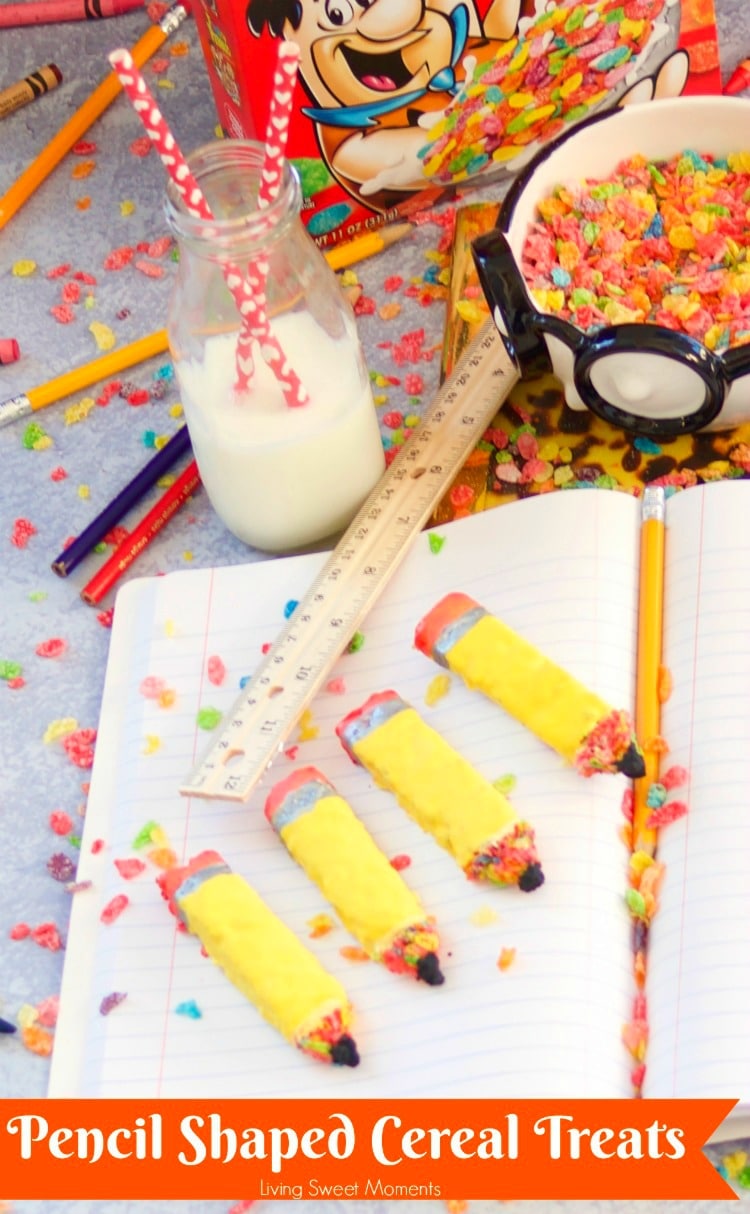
[0,1098,736,1201]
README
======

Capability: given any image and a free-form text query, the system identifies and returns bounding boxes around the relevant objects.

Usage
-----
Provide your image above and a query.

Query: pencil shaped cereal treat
[336,692,544,892]
[158,851,359,1066]
[415,593,645,779]
[266,767,444,986]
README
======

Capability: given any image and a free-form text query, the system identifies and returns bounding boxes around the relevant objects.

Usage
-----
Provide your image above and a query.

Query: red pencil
[0,0,144,28]
[81,460,201,605]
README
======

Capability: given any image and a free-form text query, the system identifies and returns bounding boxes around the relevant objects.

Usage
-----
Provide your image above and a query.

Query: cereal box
[192,0,720,248]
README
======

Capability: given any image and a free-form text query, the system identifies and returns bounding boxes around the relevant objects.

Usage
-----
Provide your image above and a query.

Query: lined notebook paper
[50,490,640,1099]
[48,481,750,1120]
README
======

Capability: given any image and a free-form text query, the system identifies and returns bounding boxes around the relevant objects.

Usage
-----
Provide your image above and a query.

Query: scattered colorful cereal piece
[35,637,66,658]
[129,135,152,157]
[22,422,50,449]
[347,631,365,653]
[470,905,498,926]
[63,396,97,425]
[0,661,22,681]
[425,673,451,706]
[12,259,36,277]
[100,894,129,924]
[139,675,167,700]
[307,913,335,938]
[99,992,127,1016]
[175,999,202,1019]
[428,532,446,554]
[61,727,97,768]
[47,852,76,882]
[89,321,116,351]
[11,518,37,548]
[389,854,411,871]
[196,706,222,730]
[35,995,59,1028]
[147,846,177,869]
[50,304,76,324]
[30,922,63,950]
[497,947,517,971]
[325,677,346,694]
[207,655,226,686]
[114,857,147,880]
[43,717,77,743]
[297,708,319,742]
[21,1025,53,1056]
[340,945,370,962]
[661,764,688,790]
[646,800,688,828]
[49,811,73,836]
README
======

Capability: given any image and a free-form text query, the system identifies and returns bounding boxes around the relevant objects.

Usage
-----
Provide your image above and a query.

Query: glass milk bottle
[164,140,385,553]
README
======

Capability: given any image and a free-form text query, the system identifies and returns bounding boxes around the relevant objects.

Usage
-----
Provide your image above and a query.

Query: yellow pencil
[325,222,413,272]
[0,328,169,427]
[0,2,189,231]
[632,485,666,856]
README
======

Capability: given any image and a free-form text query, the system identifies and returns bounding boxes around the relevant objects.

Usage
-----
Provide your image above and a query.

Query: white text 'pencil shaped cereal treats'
[158,851,359,1066]
[336,691,544,892]
[266,766,444,985]
[415,592,645,778]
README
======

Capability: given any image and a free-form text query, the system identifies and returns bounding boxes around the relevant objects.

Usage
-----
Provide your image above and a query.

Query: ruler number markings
[180,322,518,801]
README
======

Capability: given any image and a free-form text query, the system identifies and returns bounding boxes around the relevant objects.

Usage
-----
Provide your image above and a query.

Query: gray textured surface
[1,0,749,1209]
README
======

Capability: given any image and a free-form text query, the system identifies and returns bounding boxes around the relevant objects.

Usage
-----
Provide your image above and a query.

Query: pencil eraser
[157,849,225,915]
[264,765,333,824]
[0,339,20,366]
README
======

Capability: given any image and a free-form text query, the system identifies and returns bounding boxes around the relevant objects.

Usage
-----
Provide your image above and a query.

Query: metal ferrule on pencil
[0,394,31,425]
[159,1,189,34]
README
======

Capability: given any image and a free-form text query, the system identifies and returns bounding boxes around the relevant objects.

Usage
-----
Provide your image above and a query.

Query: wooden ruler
[180,318,518,803]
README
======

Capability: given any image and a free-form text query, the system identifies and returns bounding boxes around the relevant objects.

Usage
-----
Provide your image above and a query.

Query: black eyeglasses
[473,219,750,439]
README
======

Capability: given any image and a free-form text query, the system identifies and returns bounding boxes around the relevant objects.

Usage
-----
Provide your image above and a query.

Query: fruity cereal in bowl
[473,97,750,438]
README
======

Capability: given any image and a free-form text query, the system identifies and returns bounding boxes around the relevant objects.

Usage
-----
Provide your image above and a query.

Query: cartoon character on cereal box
[246,0,688,215]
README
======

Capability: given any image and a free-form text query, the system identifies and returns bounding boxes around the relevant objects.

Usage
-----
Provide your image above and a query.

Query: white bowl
[473,96,750,437]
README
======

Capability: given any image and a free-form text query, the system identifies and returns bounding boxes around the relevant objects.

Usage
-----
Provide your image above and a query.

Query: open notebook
[49,480,750,1137]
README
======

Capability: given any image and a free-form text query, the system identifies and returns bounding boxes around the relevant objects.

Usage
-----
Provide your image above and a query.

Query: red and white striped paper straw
[109,47,308,407]
[259,40,300,208]
[234,40,302,395]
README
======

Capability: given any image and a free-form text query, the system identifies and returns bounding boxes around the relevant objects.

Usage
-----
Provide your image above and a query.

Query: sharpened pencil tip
[331,1033,359,1067]
[518,862,545,893]
[416,951,445,986]
[617,741,646,779]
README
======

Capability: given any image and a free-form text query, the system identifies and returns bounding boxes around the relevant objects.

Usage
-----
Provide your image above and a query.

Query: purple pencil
[51,425,192,578]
